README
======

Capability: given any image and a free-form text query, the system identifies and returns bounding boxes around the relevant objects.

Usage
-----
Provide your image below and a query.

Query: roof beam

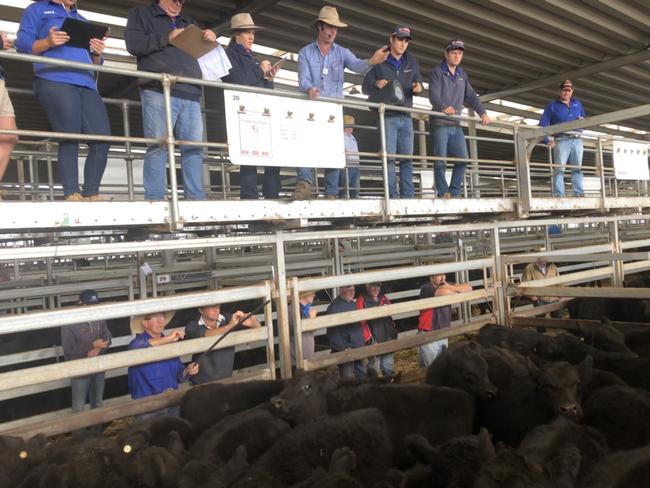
[210,0,283,33]
[480,49,650,102]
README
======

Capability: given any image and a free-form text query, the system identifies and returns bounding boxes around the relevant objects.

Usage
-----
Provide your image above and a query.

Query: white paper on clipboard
[198,45,232,80]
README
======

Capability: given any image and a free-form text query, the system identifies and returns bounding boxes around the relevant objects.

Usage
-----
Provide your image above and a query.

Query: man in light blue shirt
[539,79,586,197]
[293,6,388,200]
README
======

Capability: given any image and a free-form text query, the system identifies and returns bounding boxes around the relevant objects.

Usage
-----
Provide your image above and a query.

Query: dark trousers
[240,165,281,199]
[34,78,111,197]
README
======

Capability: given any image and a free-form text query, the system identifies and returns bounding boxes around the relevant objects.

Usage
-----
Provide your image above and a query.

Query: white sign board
[613,140,650,180]
[224,89,345,168]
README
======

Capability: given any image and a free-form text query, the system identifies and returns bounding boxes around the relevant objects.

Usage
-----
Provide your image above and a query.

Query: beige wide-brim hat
[130,311,175,335]
[315,6,348,28]
[343,114,355,125]
[230,13,265,31]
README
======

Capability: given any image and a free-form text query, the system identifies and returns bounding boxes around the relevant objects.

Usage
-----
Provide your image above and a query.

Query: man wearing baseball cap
[362,26,423,199]
[429,39,490,199]
[539,80,586,197]
[293,6,389,200]
[61,290,112,415]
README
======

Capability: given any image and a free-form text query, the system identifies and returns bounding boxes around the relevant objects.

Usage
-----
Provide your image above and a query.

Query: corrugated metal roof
[5,0,650,138]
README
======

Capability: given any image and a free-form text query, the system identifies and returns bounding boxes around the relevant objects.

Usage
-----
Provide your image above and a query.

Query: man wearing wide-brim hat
[292,5,389,201]
[127,311,199,417]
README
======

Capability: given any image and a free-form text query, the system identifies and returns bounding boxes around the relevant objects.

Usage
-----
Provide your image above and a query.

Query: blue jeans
[325,166,360,197]
[297,167,314,185]
[34,78,110,197]
[369,353,396,377]
[339,167,360,198]
[418,335,448,368]
[140,89,206,200]
[240,165,281,199]
[385,114,414,198]
[552,137,584,197]
[71,373,105,413]
[339,360,367,380]
[430,125,469,197]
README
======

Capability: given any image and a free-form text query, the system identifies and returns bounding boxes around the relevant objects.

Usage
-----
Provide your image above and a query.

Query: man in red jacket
[418,273,471,367]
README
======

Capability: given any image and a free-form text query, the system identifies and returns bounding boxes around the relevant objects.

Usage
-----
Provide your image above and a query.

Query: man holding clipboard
[125,0,217,202]
[16,0,111,201]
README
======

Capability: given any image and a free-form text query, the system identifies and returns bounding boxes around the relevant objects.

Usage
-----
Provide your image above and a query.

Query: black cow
[477,324,550,357]
[288,447,363,488]
[577,445,650,488]
[190,405,291,468]
[479,347,587,446]
[117,415,196,453]
[232,408,392,488]
[271,368,475,467]
[0,434,47,487]
[583,384,650,451]
[518,416,608,481]
[424,340,497,400]
[179,379,286,433]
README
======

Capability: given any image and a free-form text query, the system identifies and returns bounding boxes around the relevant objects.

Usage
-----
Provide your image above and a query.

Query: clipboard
[169,24,217,59]
[60,18,109,50]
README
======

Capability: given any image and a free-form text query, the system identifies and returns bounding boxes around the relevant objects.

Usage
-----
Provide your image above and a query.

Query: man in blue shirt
[362,26,422,199]
[428,39,490,199]
[125,0,217,201]
[539,80,586,197]
[293,6,388,200]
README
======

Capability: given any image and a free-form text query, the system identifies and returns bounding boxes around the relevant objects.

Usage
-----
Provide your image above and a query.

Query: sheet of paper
[198,45,232,81]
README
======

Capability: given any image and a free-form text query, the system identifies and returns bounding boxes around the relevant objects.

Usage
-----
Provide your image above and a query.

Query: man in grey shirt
[61,290,111,413]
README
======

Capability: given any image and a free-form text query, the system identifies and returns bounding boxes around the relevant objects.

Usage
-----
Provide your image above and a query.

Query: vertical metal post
[17,158,25,201]
[417,117,427,197]
[138,253,148,300]
[121,101,135,201]
[514,126,531,218]
[490,226,507,324]
[272,231,293,379]
[290,277,304,369]
[264,281,277,379]
[46,142,54,201]
[378,104,391,218]
[609,220,623,286]
[162,75,181,230]
[468,109,480,198]
[458,235,470,323]
[595,137,607,211]
[28,155,38,200]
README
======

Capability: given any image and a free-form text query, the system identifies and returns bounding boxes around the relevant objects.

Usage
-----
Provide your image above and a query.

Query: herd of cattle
[2,298,650,487]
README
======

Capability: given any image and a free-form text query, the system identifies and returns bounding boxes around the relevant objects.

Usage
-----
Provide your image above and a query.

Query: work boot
[64,193,85,202]
[324,194,336,200]
[292,181,312,200]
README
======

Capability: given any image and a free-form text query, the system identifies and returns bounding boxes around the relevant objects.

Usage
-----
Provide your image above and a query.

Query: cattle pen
[1,1,650,486]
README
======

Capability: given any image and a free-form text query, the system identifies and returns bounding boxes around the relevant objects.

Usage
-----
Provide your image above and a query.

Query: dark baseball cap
[446,39,465,51]
[391,26,412,40]
[79,289,100,305]
[559,79,574,90]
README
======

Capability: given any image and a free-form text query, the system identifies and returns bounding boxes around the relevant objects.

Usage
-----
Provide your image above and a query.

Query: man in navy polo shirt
[362,26,422,199]
[125,0,217,201]
[539,80,586,197]
[428,39,490,199]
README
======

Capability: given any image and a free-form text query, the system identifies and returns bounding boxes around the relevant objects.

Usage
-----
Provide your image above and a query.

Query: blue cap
[391,26,412,40]
[79,289,100,305]
[446,39,465,51]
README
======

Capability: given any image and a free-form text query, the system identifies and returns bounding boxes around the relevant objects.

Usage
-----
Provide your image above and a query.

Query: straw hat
[130,311,175,335]
[230,13,265,31]
[315,6,348,28]
[343,114,355,125]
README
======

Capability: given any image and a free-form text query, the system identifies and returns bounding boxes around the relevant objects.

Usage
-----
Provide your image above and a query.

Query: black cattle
[232,408,392,488]
[117,415,196,453]
[477,324,550,357]
[288,447,363,488]
[479,347,587,446]
[177,445,248,488]
[190,405,291,468]
[570,318,635,356]
[425,340,497,400]
[577,445,650,488]
[518,416,608,481]
[591,354,650,391]
[271,368,475,467]
[583,384,650,451]
[0,434,46,487]
[401,429,490,488]
[179,379,286,433]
